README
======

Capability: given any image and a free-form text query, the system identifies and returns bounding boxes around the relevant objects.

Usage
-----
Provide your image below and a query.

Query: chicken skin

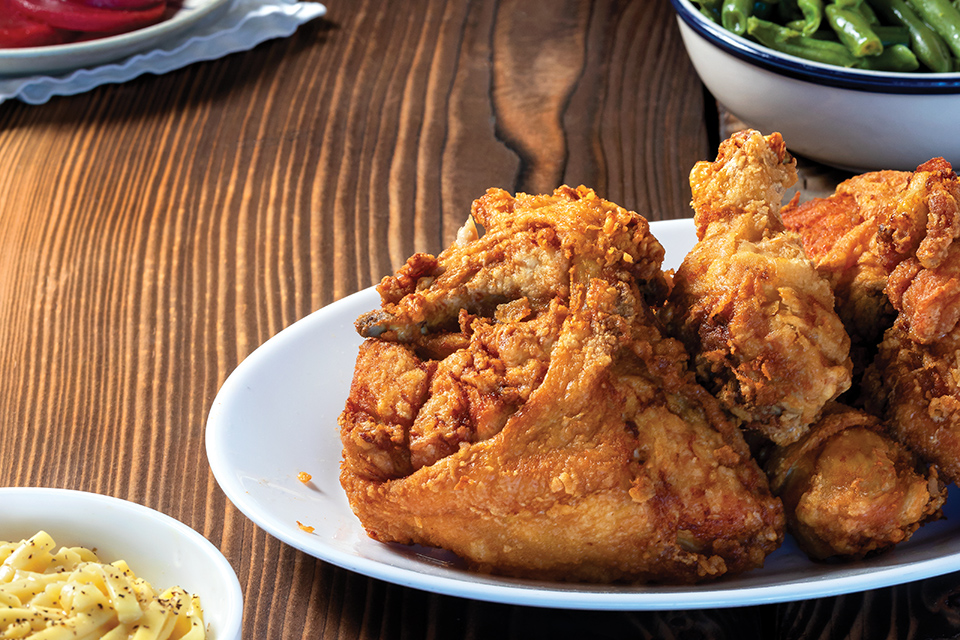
[339,185,784,584]
[781,170,909,373]
[780,157,960,486]
[864,320,960,485]
[765,403,945,561]
[851,158,960,484]
[877,157,960,344]
[662,130,852,446]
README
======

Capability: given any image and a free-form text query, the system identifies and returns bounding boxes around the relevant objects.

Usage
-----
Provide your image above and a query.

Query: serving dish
[206,218,960,610]
[0,487,243,639]
[670,0,960,172]
[0,0,232,76]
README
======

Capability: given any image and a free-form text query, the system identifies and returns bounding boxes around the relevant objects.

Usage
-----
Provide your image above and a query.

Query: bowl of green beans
[671,0,960,171]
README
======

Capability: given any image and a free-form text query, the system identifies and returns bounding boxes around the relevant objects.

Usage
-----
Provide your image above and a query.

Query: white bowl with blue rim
[670,0,960,172]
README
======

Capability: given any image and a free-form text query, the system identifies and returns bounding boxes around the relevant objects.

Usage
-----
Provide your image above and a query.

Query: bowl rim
[0,486,244,640]
[670,0,960,94]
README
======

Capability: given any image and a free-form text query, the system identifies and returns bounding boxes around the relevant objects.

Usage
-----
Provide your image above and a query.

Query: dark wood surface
[0,0,958,638]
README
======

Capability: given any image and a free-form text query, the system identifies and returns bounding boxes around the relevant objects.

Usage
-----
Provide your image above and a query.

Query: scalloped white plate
[206,218,960,610]
[0,0,231,76]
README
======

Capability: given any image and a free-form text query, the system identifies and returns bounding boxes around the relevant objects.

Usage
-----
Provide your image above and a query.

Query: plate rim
[205,218,960,610]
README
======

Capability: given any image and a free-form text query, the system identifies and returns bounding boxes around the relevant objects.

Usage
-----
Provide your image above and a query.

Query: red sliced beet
[9,0,166,33]
[73,0,166,11]
[0,1,70,48]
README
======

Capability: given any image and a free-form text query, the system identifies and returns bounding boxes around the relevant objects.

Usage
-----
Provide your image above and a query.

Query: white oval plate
[0,487,244,639]
[0,0,231,77]
[206,218,960,610]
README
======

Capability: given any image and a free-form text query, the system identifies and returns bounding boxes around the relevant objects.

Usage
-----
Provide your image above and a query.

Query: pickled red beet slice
[9,0,167,33]
[0,0,69,47]
[0,18,69,48]
[73,0,166,11]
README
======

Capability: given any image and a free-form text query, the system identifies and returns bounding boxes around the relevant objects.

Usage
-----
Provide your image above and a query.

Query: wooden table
[1,0,958,638]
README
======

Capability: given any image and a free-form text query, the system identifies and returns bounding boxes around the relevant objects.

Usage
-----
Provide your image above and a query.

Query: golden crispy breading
[339,185,784,584]
[782,170,910,277]
[864,320,960,485]
[781,157,960,487]
[847,158,960,486]
[781,171,909,371]
[885,252,960,345]
[663,130,852,446]
[355,186,669,344]
[877,158,960,344]
[765,403,945,560]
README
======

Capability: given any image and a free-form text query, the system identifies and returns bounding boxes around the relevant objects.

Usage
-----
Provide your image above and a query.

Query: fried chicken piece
[765,403,945,561]
[877,157,960,344]
[783,158,960,347]
[863,319,960,485]
[662,130,852,446]
[355,187,669,345]
[339,185,784,584]
[855,159,960,485]
[781,171,909,372]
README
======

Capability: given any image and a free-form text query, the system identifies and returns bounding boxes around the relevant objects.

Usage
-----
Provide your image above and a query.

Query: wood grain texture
[0,0,958,638]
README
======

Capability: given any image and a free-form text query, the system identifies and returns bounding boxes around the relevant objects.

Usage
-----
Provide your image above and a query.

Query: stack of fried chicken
[337,129,957,584]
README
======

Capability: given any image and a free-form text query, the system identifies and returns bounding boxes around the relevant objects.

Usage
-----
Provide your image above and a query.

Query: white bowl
[671,0,960,171]
[0,487,243,640]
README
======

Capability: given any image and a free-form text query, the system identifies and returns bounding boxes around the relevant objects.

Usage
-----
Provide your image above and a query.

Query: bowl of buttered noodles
[0,487,243,640]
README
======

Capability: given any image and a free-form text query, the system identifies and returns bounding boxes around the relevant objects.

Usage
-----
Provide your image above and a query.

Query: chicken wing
[339,185,784,584]
[765,403,945,560]
[662,130,852,446]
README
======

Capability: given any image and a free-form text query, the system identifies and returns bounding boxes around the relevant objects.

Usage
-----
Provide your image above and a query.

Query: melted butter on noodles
[0,531,205,639]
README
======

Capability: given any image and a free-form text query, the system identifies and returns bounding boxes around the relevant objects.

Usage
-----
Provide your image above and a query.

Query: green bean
[747,16,860,64]
[723,0,755,34]
[784,0,823,34]
[698,4,723,22]
[805,22,906,47]
[868,0,953,71]
[825,4,884,55]
[856,43,921,68]
[905,0,960,58]
[697,0,957,74]
[694,0,723,18]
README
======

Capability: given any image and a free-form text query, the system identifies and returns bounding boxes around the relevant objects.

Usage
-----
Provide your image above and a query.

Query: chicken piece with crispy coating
[864,320,960,485]
[877,157,960,344]
[854,158,960,484]
[662,130,852,446]
[765,403,946,561]
[339,185,784,584]
[781,170,909,373]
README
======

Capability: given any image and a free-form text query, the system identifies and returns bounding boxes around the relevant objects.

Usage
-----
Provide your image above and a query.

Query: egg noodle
[0,531,205,639]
